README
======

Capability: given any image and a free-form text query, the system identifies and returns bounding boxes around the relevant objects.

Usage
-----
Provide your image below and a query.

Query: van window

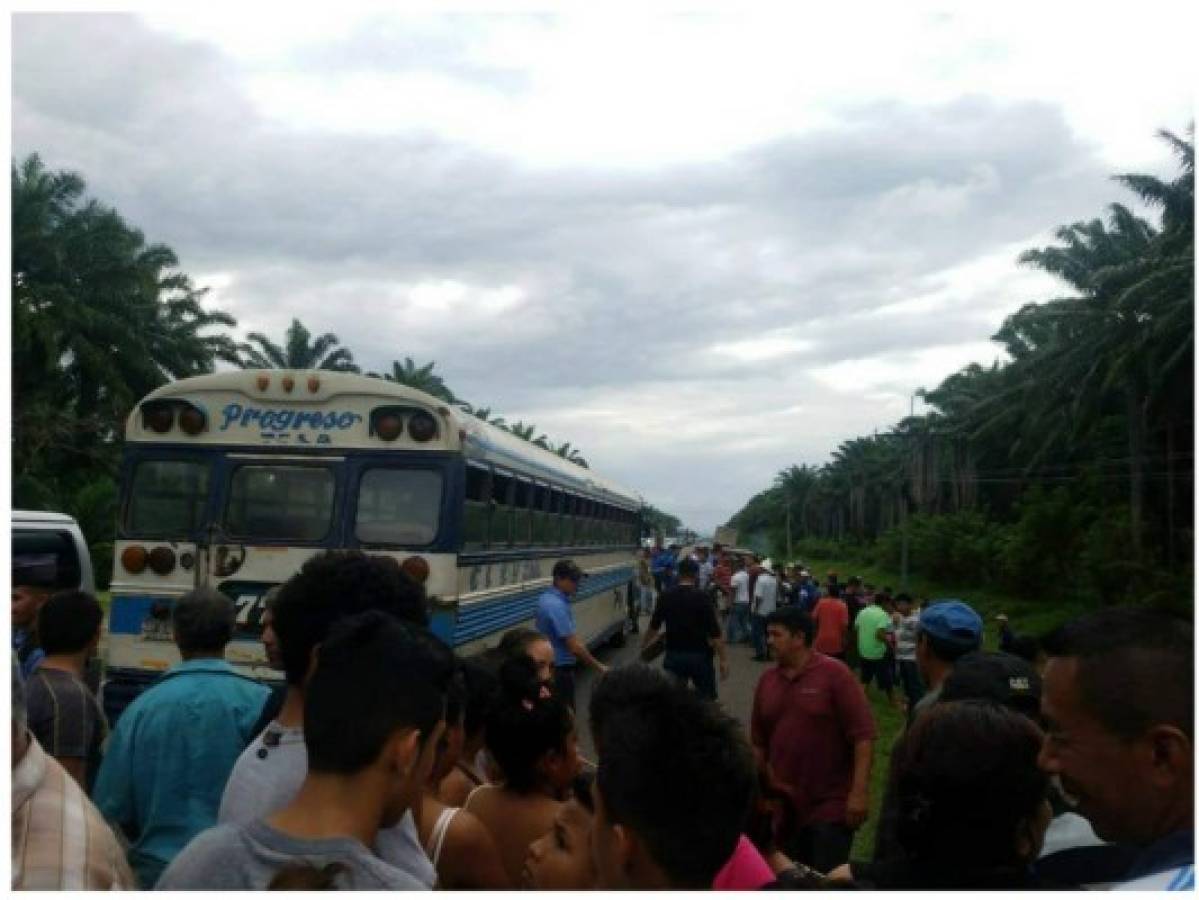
[12,529,81,591]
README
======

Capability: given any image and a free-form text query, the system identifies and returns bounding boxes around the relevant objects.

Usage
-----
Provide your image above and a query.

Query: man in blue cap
[909,599,983,724]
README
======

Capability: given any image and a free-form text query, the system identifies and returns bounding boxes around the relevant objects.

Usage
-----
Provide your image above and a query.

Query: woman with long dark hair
[463,654,581,884]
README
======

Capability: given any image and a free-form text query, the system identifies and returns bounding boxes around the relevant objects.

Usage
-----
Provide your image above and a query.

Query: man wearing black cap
[534,560,608,708]
[941,651,1139,889]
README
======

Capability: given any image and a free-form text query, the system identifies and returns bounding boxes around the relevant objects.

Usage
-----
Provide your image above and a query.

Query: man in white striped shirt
[11,659,135,890]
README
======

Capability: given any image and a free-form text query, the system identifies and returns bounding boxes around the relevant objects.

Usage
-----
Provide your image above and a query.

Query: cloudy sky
[11,6,1194,532]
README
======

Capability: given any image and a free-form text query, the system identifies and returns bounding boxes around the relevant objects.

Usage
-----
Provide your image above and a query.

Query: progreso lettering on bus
[219,403,364,432]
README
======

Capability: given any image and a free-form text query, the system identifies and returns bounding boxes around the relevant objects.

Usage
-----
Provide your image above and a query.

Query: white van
[11,510,96,595]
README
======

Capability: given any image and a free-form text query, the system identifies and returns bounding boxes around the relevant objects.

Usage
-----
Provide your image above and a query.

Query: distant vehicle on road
[104,370,644,721]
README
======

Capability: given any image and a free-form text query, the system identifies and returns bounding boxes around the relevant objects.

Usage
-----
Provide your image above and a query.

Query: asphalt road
[572,610,767,761]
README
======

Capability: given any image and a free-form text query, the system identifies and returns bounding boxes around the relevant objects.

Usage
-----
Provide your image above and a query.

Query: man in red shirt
[811,592,850,662]
[751,607,876,874]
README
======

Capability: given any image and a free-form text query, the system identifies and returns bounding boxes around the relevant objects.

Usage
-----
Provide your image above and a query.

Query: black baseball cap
[552,559,587,581]
[941,650,1042,721]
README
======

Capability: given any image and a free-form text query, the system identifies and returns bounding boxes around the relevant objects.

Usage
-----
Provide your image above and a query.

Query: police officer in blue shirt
[534,559,608,708]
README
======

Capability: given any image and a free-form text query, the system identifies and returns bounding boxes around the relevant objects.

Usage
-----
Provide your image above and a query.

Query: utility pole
[901,390,919,591]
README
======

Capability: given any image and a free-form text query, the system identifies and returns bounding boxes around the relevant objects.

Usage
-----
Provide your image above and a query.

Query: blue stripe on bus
[1167,866,1193,891]
[452,566,632,646]
[110,595,174,634]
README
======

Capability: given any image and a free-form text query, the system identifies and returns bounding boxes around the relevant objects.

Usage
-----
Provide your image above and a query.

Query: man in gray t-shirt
[156,820,424,890]
[218,722,435,886]
[216,551,439,887]
[158,611,453,891]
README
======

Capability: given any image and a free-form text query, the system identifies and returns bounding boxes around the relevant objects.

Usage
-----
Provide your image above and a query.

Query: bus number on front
[234,593,265,629]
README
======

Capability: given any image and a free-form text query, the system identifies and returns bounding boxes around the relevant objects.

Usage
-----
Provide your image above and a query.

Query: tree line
[12,154,674,584]
[727,127,1193,610]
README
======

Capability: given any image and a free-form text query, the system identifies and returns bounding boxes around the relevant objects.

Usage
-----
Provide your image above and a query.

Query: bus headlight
[179,405,207,435]
[143,404,174,433]
[408,411,437,442]
[373,411,404,441]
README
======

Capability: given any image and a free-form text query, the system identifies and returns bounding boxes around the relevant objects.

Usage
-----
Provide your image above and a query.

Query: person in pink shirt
[712,835,775,890]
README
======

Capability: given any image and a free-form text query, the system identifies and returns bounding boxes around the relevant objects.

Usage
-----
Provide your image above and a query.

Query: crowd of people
[10,546,1194,891]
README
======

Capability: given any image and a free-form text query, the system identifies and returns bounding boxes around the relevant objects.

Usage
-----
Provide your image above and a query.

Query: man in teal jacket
[93,587,269,888]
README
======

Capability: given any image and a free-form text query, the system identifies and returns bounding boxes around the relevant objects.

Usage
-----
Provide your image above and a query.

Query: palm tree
[374,357,457,403]
[506,419,551,448]
[551,442,589,468]
[11,154,241,508]
[456,401,507,429]
[954,127,1193,557]
[236,318,359,372]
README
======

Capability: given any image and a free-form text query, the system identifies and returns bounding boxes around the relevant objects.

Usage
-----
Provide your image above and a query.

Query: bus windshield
[224,464,335,542]
[127,459,211,536]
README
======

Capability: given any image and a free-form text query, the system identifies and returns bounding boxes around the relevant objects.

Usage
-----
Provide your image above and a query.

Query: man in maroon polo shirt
[751,606,876,874]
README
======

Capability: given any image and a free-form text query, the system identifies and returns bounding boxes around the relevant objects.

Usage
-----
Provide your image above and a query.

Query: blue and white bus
[104,370,643,718]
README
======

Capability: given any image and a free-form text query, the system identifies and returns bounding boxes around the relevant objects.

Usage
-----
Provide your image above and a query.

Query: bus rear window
[225,466,334,542]
[127,460,211,536]
[356,469,442,545]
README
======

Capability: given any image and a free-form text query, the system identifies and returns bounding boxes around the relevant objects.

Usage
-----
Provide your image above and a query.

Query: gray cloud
[13,13,1146,530]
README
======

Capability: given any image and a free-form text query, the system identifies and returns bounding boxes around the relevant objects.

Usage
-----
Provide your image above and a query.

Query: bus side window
[514,477,533,546]
[549,487,563,546]
[564,493,578,546]
[492,471,514,548]
[581,498,595,545]
[463,464,491,549]
[354,469,443,546]
[531,482,549,546]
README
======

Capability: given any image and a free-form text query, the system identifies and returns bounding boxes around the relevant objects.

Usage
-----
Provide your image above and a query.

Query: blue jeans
[727,604,751,643]
[638,585,655,615]
[899,659,924,708]
[751,614,769,658]
[663,649,717,700]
